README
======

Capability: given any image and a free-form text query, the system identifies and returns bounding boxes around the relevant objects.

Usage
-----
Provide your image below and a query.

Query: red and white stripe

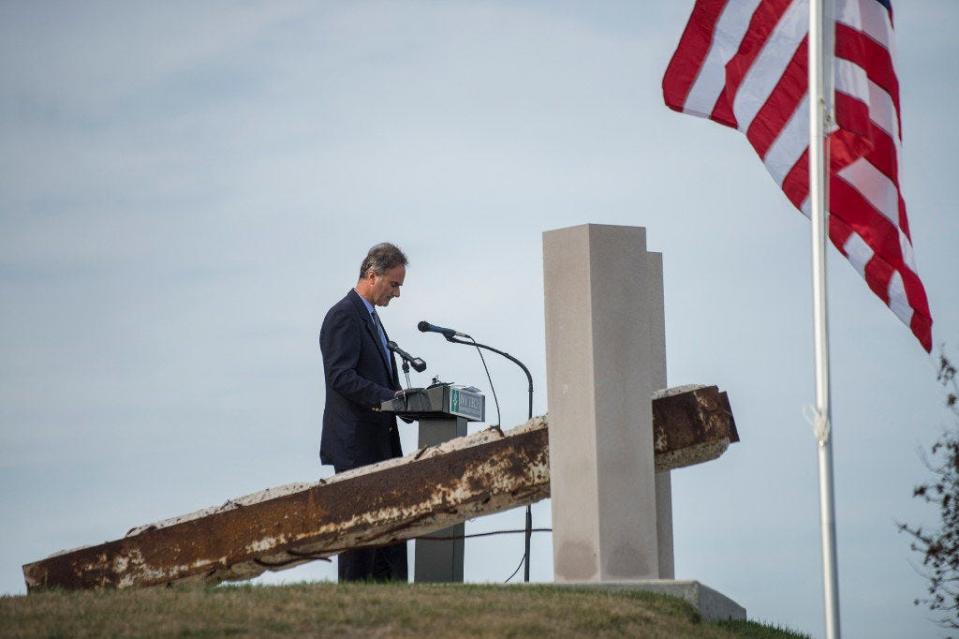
[663,0,932,351]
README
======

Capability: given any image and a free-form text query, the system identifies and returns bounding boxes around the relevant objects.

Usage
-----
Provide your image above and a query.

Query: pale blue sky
[2,2,958,638]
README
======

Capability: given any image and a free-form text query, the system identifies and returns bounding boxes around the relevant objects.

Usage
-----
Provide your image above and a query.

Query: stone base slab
[550,580,746,622]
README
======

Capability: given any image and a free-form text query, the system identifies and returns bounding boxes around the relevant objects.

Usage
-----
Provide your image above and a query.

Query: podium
[380,382,485,582]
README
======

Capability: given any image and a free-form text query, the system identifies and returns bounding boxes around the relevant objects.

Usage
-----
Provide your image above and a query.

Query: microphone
[417,320,471,340]
[387,340,427,373]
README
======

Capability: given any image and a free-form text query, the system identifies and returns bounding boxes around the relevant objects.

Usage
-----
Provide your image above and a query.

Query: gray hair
[358,242,408,279]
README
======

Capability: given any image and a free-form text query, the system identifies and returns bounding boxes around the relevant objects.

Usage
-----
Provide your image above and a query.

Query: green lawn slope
[1,582,808,638]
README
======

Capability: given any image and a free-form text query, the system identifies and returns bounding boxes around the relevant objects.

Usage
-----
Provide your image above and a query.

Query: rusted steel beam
[23,420,551,592]
[652,385,739,472]
[23,385,738,592]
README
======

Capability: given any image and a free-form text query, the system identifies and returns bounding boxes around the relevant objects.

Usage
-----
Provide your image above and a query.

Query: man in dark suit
[319,242,408,582]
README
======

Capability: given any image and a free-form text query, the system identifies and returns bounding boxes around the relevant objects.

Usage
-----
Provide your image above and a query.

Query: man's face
[368,265,405,307]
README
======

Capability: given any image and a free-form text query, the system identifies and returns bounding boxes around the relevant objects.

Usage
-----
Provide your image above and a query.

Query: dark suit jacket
[319,289,402,470]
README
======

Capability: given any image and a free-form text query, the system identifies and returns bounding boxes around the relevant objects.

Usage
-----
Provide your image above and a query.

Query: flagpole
[809,0,841,638]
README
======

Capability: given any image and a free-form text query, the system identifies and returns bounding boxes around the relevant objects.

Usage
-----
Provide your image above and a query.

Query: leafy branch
[898,352,959,633]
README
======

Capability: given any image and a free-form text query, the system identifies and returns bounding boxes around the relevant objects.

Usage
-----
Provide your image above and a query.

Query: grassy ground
[1,582,809,639]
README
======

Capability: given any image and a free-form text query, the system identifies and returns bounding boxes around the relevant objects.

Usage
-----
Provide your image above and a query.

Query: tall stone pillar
[543,224,673,581]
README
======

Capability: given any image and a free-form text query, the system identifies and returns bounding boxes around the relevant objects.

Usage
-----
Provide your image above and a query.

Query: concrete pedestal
[551,581,747,622]
[543,224,673,581]
[414,417,468,582]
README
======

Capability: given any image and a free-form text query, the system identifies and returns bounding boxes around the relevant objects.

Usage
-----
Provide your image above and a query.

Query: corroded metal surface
[23,386,738,592]
[651,385,739,472]
[23,420,550,592]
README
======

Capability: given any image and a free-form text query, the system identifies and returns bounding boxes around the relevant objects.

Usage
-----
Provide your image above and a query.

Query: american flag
[663,0,932,351]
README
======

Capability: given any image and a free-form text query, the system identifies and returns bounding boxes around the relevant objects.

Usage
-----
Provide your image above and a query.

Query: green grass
[1,582,809,639]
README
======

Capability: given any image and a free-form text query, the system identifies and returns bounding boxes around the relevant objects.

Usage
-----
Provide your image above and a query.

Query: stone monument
[543,223,744,619]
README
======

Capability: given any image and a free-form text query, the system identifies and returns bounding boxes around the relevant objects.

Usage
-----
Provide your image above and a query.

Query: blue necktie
[370,309,390,361]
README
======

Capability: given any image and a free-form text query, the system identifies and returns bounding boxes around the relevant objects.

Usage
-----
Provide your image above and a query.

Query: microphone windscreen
[417,321,430,332]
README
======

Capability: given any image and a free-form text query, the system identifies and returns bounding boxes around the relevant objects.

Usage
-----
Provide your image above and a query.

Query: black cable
[504,552,526,584]
[252,528,554,570]
[446,336,532,425]
[469,336,501,427]
[420,527,551,583]
[468,338,527,581]
[523,505,532,581]
[415,528,551,541]
[445,335,535,583]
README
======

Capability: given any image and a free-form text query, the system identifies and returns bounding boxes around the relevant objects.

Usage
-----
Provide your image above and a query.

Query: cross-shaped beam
[22,385,737,591]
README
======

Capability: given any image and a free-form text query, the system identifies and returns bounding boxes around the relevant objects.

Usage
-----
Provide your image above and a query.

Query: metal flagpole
[808,0,841,637]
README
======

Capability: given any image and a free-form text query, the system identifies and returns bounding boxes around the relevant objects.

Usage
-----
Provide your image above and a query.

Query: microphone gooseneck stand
[447,335,534,583]
[388,341,426,389]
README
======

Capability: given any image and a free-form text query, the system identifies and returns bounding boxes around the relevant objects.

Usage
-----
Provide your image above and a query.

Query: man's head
[356,242,407,307]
